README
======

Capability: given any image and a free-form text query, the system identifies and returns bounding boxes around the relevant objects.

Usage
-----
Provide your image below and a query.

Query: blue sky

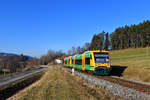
[0,0,150,57]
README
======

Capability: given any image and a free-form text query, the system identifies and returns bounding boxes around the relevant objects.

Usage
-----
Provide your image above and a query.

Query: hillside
[110,47,150,82]
[0,52,33,75]
[0,52,33,59]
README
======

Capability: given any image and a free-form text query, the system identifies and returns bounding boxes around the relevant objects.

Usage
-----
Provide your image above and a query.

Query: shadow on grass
[110,65,127,77]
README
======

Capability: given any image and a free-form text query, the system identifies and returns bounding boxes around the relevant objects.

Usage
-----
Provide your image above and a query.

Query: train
[64,50,111,75]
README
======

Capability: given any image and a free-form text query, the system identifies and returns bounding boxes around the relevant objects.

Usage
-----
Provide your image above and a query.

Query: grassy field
[110,47,150,82]
[8,66,121,100]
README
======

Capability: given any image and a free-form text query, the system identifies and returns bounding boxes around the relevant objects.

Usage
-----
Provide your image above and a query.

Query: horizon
[0,0,150,57]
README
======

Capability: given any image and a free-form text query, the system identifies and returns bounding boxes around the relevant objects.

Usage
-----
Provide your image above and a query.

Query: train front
[92,51,111,75]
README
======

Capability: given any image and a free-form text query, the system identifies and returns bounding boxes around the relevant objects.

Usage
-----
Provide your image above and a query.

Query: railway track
[67,67,150,94]
[99,76,150,93]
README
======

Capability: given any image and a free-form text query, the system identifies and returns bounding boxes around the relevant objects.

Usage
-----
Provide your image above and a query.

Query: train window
[94,52,109,63]
[75,60,78,65]
[75,59,82,65]
[65,60,67,64]
[85,58,90,65]
[79,60,82,65]
[75,60,77,64]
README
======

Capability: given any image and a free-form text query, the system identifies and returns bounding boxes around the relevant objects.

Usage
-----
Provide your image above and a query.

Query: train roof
[84,50,109,53]
[63,50,109,60]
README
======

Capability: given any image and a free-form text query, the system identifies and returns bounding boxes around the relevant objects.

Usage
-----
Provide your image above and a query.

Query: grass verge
[8,66,122,100]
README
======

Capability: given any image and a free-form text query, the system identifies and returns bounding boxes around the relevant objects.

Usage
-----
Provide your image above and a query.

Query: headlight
[106,58,109,62]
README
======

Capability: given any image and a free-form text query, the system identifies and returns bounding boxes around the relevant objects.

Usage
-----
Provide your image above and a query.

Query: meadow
[110,47,150,82]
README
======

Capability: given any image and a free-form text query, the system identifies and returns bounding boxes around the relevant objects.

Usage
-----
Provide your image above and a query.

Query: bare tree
[67,49,72,55]
[71,46,76,55]
[83,42,90,51]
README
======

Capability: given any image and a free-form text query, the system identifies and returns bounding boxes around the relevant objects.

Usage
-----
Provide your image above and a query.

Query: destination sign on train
[94,53,109,58]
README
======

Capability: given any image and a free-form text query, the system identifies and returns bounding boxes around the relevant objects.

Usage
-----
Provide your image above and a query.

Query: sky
[0,0,150,57]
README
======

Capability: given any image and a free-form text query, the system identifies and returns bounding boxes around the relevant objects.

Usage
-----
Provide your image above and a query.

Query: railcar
[64,50,111,75]
[64,57,68,66]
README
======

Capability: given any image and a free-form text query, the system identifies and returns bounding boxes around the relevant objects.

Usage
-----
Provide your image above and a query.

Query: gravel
[67,68,150,100]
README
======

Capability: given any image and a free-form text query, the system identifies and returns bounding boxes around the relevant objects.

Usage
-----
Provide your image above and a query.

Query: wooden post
[72,68,74,75]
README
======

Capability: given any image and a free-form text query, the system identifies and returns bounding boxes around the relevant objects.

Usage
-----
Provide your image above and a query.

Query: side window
[75,60,82,65]
[65,60,67,64]
[75,60,78,64]
[85,58,90,65]
[79,60,82,65]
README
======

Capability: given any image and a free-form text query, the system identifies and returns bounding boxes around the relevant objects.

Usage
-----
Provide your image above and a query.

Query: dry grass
[8,66,122,100]
[0,73,5,77]
[110,47,150,82]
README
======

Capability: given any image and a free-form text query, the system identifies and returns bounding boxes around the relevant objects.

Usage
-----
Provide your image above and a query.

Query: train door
[82,53,85,70]
[70,57,72,67]
[73,56,75,68]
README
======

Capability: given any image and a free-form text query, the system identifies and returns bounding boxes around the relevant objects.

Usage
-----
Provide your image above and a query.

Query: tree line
[67,20,150,54]
[0,50,64,74]
[0,54,31,73]
[111,20,150,49]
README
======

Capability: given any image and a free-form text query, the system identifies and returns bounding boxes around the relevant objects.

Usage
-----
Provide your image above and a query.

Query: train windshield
[94,52,109,63]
